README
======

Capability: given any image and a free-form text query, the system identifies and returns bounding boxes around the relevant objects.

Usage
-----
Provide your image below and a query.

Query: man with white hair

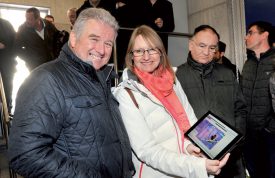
[8,8,134,178]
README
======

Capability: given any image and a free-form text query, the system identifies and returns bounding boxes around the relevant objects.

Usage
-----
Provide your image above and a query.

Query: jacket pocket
[215,80,234,86]
[72,95,102,108]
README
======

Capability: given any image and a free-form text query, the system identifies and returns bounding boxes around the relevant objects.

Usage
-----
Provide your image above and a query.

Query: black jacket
[119,0,174,31]
[15,19,59,70]
[8,44,134,178]
[76,0,116,17]
[220,56,240,78]
[177,54,247,135]
[116,0,174,51]
[176,54,247,178]
[0,18,16,104]
[241,48,275,132]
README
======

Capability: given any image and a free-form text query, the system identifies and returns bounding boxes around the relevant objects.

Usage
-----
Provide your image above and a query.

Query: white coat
[113,69,210,178]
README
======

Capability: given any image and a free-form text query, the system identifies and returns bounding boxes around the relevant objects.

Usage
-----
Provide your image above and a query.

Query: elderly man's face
[189,29,219,64]
[70,19,115,70]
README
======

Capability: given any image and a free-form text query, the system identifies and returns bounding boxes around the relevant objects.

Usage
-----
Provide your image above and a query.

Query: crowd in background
[0,0,176,110]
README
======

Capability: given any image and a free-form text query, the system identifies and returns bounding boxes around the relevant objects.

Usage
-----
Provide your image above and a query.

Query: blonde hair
[125,25,174,77]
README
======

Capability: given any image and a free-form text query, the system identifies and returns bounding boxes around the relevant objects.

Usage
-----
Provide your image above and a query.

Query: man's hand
[0,42,5,49]
[116,2,126,9]
[154,18,163,28]
[205,153,230,175]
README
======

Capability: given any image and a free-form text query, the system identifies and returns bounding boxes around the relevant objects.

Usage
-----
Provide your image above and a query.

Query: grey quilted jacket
[8,44,134,178]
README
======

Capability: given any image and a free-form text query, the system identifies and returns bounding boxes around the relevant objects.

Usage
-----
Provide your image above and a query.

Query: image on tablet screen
[185,111,243,159]
[195,119,225,149]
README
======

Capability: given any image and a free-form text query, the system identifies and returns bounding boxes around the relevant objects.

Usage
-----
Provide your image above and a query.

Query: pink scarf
[134,67,190,151]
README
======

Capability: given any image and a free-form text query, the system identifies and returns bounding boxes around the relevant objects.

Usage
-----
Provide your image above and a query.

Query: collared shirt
[35,20,45,40]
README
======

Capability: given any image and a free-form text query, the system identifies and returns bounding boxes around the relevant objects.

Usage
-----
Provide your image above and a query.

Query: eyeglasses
[131,48,159,57]
[191,40,217,53]
[246,30,259,36]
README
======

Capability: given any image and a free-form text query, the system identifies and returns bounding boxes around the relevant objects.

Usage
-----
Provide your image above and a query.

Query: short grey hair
[72,8,119,39]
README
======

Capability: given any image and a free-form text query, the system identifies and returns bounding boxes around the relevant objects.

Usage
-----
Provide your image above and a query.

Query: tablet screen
[184,111,243,160]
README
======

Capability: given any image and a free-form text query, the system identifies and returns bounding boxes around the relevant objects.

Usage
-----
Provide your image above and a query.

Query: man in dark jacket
[241,21,275,178]
[115,0,175,73]
[15,7,59,71]
[0,18,16,111]
[8,8,134,178]
[176,25,247,178]
[76,0,116,17]
[213,41,240,78]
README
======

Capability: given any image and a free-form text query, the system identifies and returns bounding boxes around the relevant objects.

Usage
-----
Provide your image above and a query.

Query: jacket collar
[187,52,215,77]
[120,68,152,94]
[247,47,275,61]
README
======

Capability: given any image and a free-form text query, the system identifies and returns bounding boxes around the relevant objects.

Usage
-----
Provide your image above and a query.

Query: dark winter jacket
[76,0,116,17]
[177,54,247,135]
[0,18,16,104]
[118,0,174,31]
[220,56,240,78]
[176,54,247,178]
[8,44,134,178]
[15,19,59,70]
[241,48,275,132]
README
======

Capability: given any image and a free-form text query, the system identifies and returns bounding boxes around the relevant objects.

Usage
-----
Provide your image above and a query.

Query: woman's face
[132,35,161,73]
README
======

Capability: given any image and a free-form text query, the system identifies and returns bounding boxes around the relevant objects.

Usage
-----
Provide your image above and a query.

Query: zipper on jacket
[249,61,259,116]
[200,73,206,97]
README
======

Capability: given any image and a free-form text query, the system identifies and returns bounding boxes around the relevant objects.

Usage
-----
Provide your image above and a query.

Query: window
[0,3,49,31]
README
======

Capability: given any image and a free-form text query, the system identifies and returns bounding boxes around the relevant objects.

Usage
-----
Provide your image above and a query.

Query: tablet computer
[184,111,244,160]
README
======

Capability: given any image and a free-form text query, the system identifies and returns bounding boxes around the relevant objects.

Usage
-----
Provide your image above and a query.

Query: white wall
[168,0,189,67]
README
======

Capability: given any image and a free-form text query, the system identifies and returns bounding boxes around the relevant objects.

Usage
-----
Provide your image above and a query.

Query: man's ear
[70,31,76,48]
[262,31,269,41]
[189,40,193,51]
